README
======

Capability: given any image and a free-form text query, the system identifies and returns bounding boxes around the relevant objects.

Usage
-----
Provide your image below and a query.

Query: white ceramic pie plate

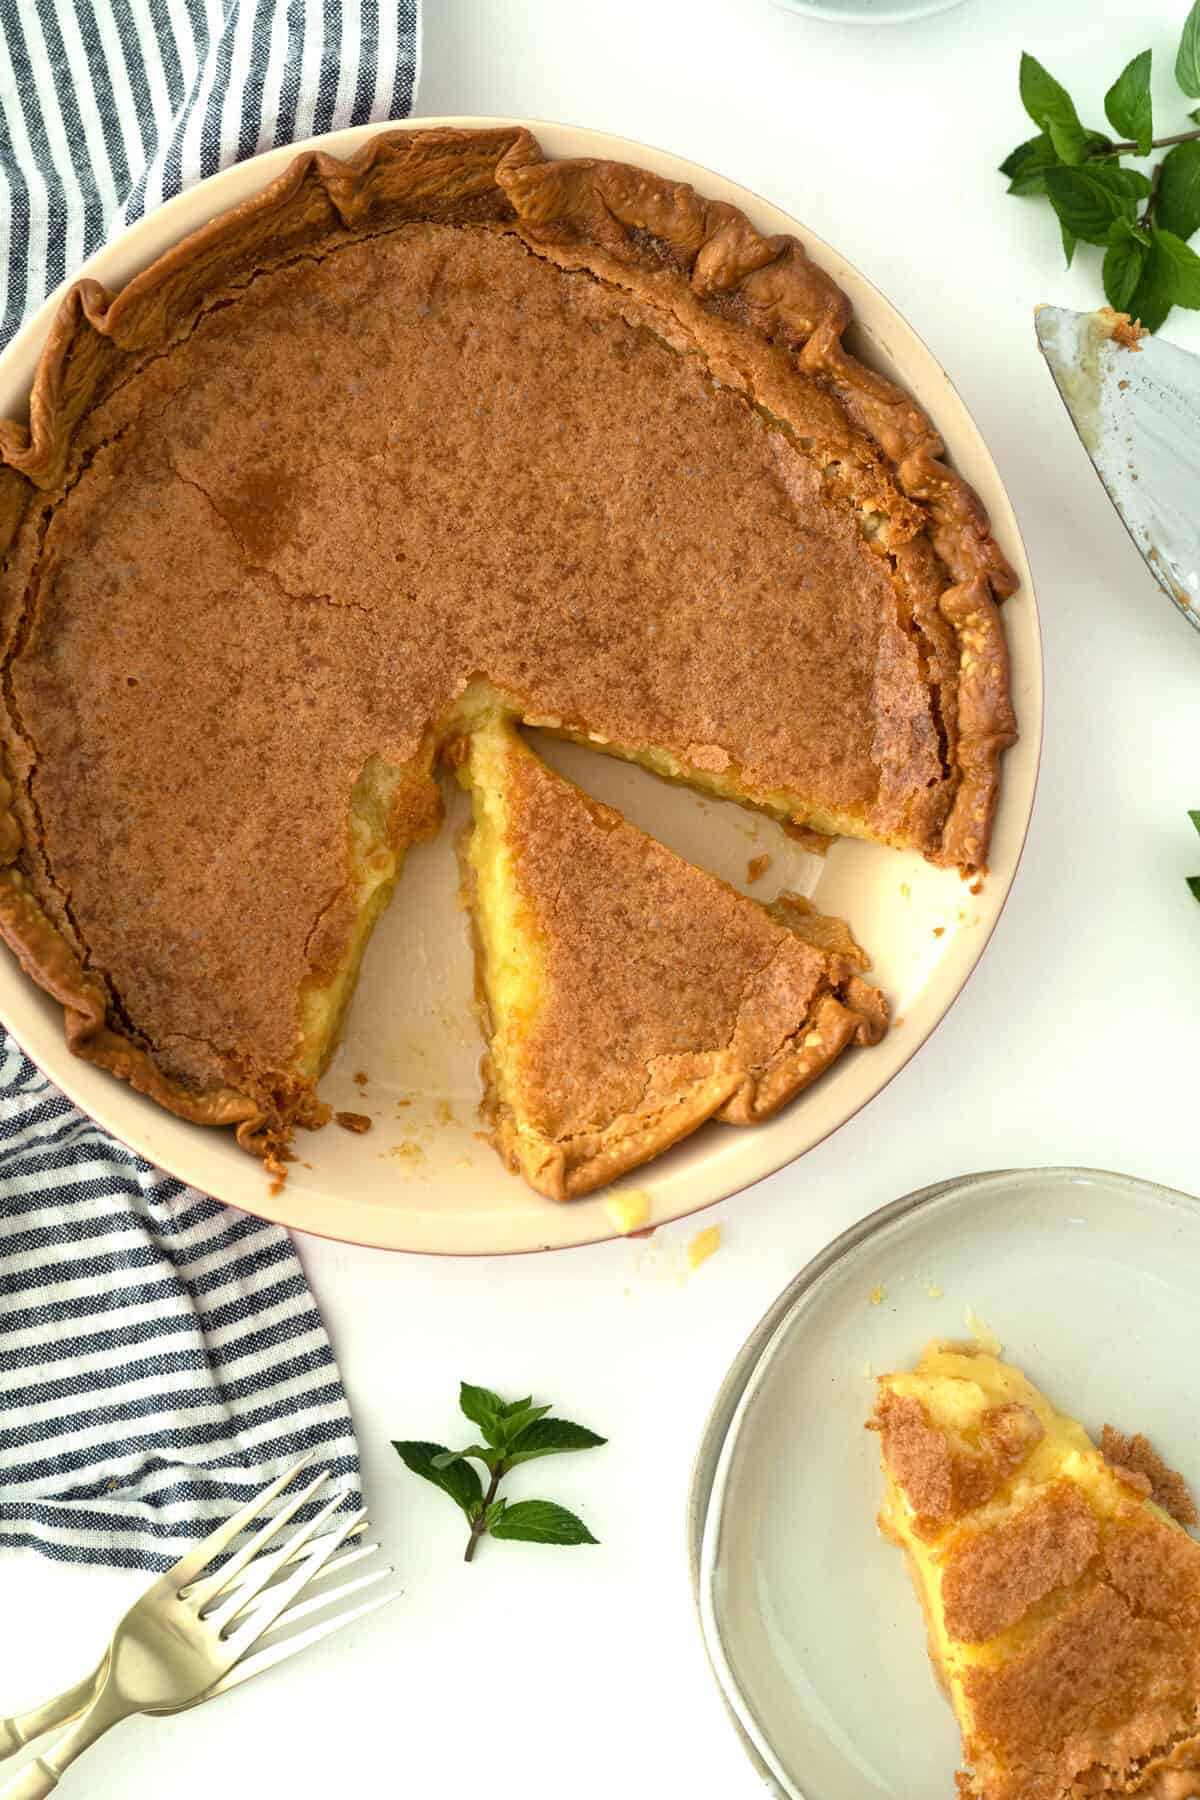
[688,1168,1200,1798]
[0,119,1042,1254]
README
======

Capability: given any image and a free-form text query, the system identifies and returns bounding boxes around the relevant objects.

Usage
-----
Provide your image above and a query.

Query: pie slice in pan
[455,711,887,1199]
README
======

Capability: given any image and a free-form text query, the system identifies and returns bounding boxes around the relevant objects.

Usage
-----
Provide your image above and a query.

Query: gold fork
[0,1455,394,1796]
[0,1510,381,1758]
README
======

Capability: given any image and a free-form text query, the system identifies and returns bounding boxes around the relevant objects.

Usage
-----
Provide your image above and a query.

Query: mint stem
[464,1464,504,1563]
[1091,127,1200,158]
[1141,158,1165,230]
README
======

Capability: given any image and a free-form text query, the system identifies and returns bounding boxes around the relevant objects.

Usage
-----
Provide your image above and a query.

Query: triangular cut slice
[870,1341,1200,1800]
[454,713,887,1200]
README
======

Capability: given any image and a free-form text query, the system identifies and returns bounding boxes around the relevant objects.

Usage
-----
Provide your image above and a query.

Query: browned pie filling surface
[0,128,1017,1155]
[458,715,887,1198]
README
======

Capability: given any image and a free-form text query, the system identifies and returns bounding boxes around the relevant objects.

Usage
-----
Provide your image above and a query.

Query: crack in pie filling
[0,127,1017,1179]
[871,1343,1200,1799]
[454,710,887,1199]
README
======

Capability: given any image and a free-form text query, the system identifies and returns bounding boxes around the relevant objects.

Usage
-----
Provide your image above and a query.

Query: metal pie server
[1035,304,1200,635]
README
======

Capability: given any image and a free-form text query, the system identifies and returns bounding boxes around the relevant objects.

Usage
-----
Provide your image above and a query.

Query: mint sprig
[1189,811,1200,903]
[1001,8,1200,333]
[392,1382,605,1562]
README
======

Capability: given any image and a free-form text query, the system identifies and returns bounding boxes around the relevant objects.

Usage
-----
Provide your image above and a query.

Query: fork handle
[0,1686,125,1800]
[0,1760,60,1799]
[0,1669,103,1763]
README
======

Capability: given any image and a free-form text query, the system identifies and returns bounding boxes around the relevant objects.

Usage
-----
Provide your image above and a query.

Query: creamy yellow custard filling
[295,753,410,1080]
[454,710,549,1119]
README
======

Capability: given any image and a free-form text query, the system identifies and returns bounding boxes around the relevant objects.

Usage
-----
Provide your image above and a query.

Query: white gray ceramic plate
[772,0,966,23]
[0,121,1041,1254]
[691,1167,1200,1798]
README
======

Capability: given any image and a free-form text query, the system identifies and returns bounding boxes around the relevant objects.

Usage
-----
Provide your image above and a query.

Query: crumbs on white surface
[434,1098,455,1125]
[899,882,911,900]
[334,1110,372,1135]
[687,1224,721,1270]
[625,1221,723,1288]
[390,1141,425,1165]
[604,1189,652,1235]
[924,1281,944,1300]
[869,1283,886,1306]
[965,1309,1002,1356]
[454,1155,473,1171]
[863,1360,873,1380]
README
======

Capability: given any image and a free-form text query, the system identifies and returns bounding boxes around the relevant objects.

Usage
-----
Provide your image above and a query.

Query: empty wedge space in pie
[0,126,1018,1196]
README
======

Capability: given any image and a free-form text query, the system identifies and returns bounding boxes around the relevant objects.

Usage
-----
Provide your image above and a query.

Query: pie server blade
[1034,304,1200,634]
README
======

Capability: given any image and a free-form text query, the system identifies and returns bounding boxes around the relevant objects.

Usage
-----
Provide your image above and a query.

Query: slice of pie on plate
[454,712,887,1199]
[870,1341,1200,1799]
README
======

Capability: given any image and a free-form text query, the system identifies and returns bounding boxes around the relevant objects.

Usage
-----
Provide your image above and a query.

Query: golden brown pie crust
[458,722,887,1199]
[1102,1426,1200,1528]
[0,127,1018,1159]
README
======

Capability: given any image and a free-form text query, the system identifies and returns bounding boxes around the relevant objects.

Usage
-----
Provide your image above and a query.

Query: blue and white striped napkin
[0,0,422,1569]
[0,0,421,351]
[0,1042,360,1571]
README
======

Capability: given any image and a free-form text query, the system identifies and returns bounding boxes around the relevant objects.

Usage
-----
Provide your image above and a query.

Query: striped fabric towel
[0,0,421,351]
[0,1040,360,1571]
[0,0,423,1567]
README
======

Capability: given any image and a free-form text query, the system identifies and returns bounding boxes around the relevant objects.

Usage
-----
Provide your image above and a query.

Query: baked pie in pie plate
[0,119,1041,1253]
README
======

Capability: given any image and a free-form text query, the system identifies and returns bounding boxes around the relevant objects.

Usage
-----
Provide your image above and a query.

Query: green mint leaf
[1019,52,1089,165]
[504,1417,608,1467]
[1190,107,1200,125]
[1178,0,1200,97]
[1189,874,1200,902]
[1060,220,1077,268]
[1106,167,1152,200]
[489,1500,599,1546]
[1103,224,1148,311]
[459,1381,508,1447]
[1104,50,1153,154]
[392,1440,484,1519]
[499,1395,534,1417]
[999,133,1059,196]
[1152,226,1200,308]
[485,1498,507,1529]
[495,1402,552,1446]
[1157,142,1200,243]
[1190,810,1200,837]
[431,1445,501,1471]
[1125,233,1178,333]
[465,1443,507,1469]
[1044,165,1136,246]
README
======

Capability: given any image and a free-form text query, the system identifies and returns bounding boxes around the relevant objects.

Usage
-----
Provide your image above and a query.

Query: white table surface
[3,1,1199,1794]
